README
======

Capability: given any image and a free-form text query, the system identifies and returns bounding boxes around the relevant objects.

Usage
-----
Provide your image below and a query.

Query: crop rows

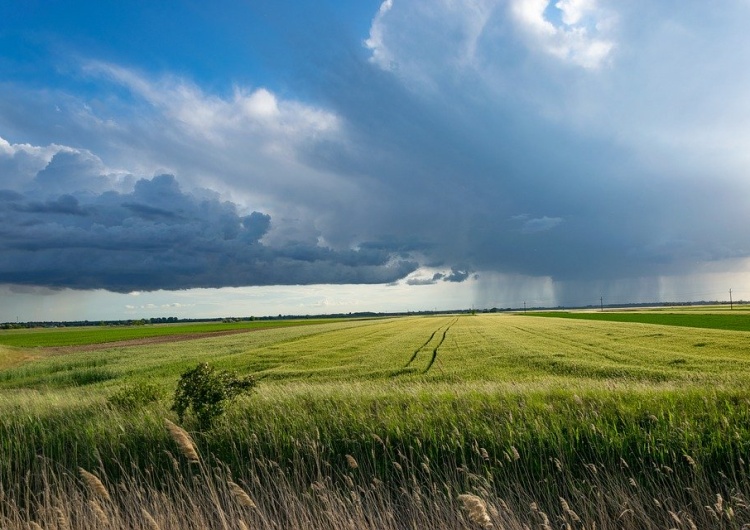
[3,313,750,528]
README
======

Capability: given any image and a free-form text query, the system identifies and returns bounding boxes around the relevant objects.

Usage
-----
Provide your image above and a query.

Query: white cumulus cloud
[509,0,614,68]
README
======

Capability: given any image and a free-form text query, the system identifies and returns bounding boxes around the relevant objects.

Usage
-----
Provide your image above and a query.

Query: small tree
[172,362,255,429]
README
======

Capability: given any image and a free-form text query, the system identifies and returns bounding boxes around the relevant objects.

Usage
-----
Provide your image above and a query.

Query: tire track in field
[405,318,455,368]
[405,326,443,368]
[423,317,458,374]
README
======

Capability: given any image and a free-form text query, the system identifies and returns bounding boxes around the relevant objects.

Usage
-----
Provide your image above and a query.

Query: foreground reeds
[2,414,750,529]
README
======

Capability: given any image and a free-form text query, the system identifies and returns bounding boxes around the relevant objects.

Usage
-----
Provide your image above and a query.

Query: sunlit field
[0,318,340,349]
[2,312,750,528]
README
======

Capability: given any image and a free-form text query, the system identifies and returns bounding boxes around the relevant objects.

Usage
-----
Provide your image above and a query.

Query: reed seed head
[228,480,257,509]
[715,493,724,513]
[88,499,109,526]
[458,493,493,528]
[79,468,111,502]
[164,419,200,463]
[55,508,70,530]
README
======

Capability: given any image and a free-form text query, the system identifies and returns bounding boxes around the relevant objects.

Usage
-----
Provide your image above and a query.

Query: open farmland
[527,307,750,332]
[2,313,750,528]
[0,318,340,349]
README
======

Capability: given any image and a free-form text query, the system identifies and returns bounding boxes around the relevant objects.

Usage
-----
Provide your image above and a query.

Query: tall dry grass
[2,418,750,529]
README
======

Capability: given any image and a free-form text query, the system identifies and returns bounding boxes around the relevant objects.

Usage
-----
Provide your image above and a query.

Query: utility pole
[730,288,733,310]
[600,296,604,312]
[523,301,526,314]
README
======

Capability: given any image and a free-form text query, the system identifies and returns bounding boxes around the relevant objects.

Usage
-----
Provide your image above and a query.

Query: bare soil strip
[41,328,256,355]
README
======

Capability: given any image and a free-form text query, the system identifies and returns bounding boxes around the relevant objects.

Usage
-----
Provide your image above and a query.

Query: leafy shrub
[171,362,255,429]
[107,381,162,411]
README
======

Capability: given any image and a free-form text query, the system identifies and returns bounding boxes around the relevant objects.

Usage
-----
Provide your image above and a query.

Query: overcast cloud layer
[1,0,750,310]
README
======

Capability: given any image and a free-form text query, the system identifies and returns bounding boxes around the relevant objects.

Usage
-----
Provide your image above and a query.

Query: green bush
[172,362,255,429]
[107,381,162,411]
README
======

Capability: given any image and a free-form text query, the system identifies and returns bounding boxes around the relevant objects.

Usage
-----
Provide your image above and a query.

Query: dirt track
[43,328,256,354]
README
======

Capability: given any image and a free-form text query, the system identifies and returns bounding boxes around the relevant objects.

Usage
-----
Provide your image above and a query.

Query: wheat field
[2,313,750,528]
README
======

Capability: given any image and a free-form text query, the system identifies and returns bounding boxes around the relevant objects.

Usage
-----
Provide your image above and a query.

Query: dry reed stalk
[530,503,551,530]
[88,499,110,526]
[715,493,724,513]
[559,498,581,523]
[141,508,161,530]
[238,521,250,530]
[54,507,70,530]
[458,494,493,528]
[28,523,44,530]
[164,419,200,463]
[228,480,257,509]
[706,506,720,521]
[79,468,111,502]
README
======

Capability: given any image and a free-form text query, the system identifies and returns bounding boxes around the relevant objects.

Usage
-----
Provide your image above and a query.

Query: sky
[1,0,750,321]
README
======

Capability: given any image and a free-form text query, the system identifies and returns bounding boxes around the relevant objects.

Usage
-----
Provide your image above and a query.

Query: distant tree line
[1,299,743,329]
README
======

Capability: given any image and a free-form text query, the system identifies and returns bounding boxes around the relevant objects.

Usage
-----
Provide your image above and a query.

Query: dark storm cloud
[0,174,417,292]
[0,190,24,201]
[444,268,470,283]
[121,202,179,220]
[277,0,750,303]
[406,271,466,286]
[2,1,750,305]
[16,195,89,216]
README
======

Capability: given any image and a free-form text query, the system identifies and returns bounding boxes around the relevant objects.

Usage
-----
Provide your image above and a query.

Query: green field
[3,313,750,528]
[528,308,750,331]
[0,318,340,348]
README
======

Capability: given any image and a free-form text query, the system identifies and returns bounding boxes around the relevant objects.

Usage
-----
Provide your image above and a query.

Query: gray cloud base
[0,173,417,292]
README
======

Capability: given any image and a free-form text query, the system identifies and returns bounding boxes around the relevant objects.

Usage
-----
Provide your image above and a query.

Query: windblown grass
[2,313,750,528]
[2,410,750,529]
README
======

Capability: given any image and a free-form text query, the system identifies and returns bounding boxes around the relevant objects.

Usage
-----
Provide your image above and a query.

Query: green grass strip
[0,319,343,348]
[526,311,750,332]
